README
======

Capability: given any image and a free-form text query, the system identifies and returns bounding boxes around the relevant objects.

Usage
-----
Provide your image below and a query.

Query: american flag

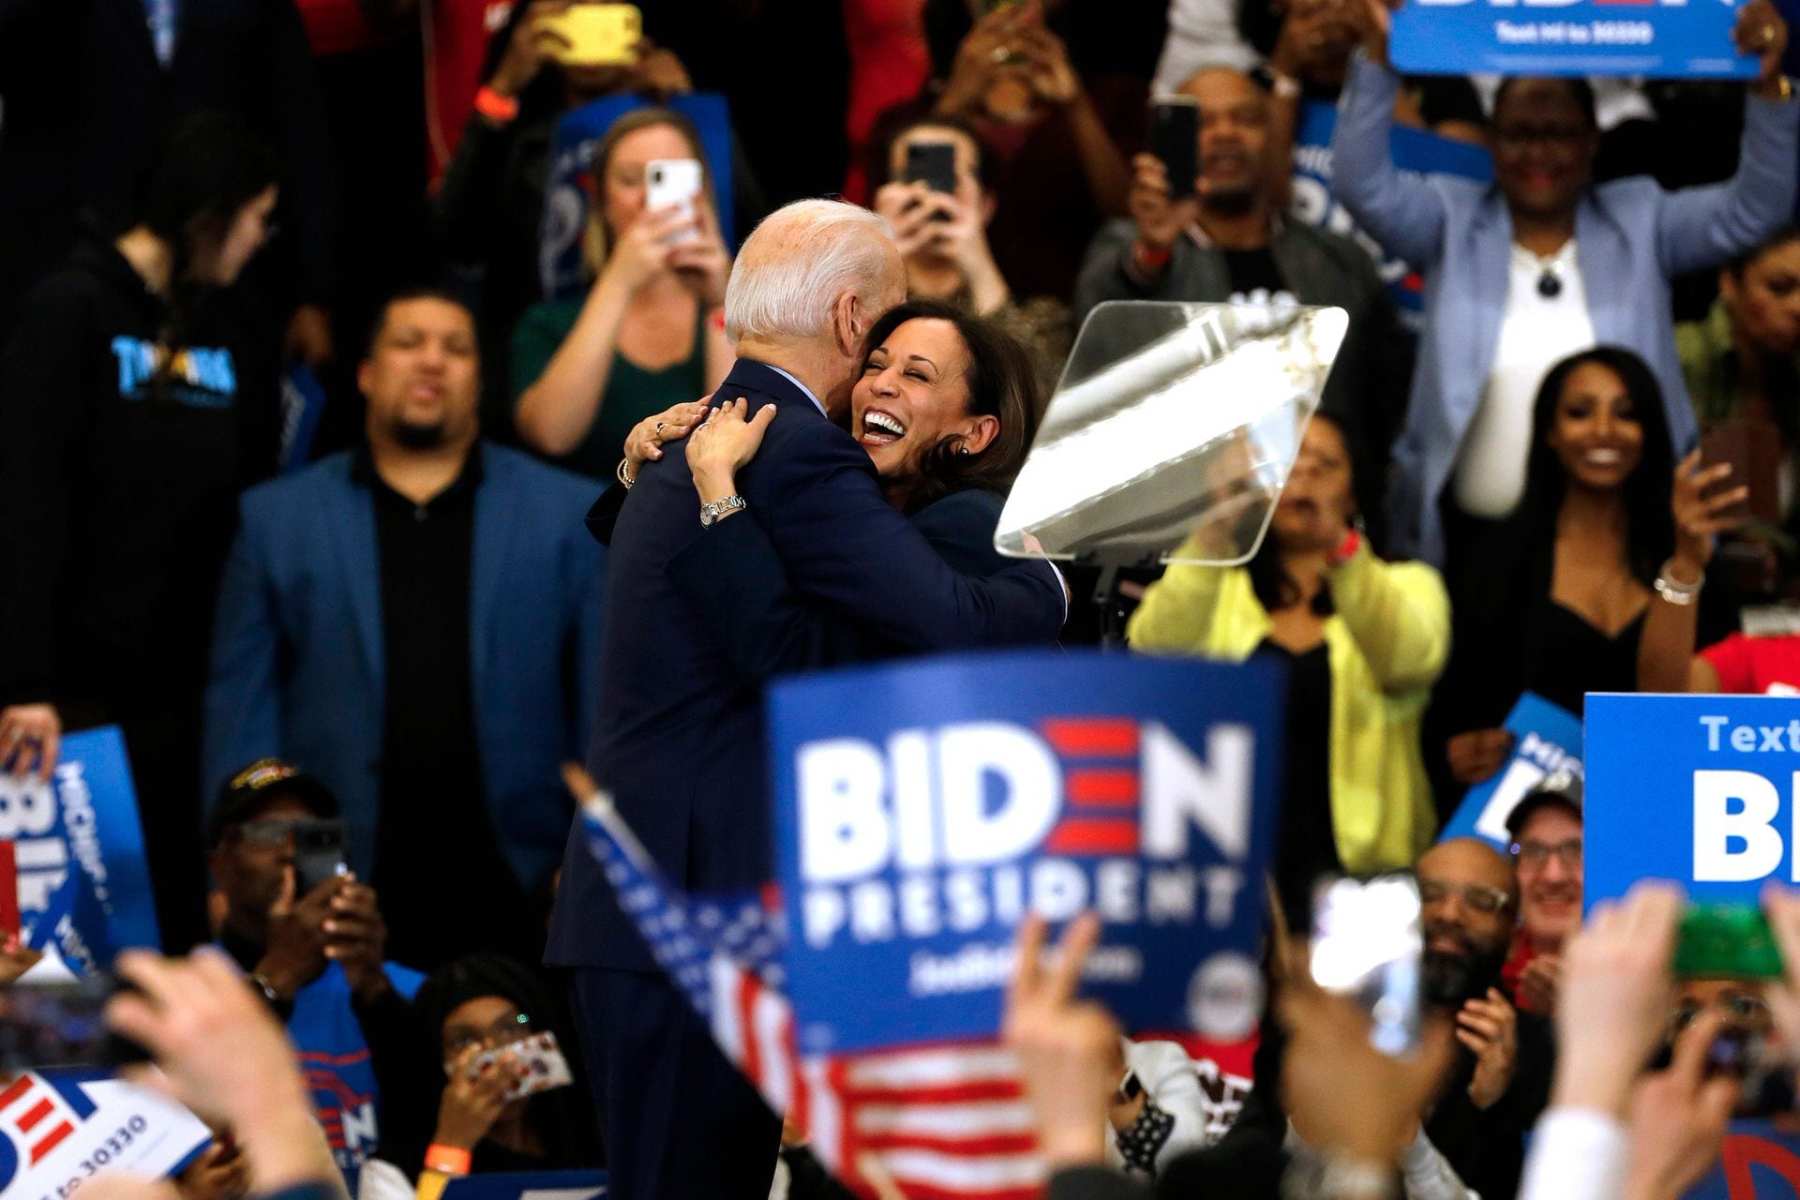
[581,796,1045,1200]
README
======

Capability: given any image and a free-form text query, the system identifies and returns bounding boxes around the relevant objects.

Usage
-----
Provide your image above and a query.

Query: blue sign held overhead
[1440,692,1583,850]
[768,650,1283,1056]
[1390,0,1758,79]
[1586,694,1800,910]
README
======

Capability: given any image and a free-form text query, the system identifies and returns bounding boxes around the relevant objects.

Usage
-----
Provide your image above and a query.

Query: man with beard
[1145,839,1552,1200]
[1070,66,1410,538]
[204,288,604,969]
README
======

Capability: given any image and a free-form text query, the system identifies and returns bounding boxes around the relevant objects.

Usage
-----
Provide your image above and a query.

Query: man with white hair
[546,199,1068,1200]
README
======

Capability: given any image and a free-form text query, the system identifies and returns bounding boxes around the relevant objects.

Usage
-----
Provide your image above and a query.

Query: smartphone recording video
[1148,98,1200,199]
[1309,875,1423,1056]
[293,818,348,897]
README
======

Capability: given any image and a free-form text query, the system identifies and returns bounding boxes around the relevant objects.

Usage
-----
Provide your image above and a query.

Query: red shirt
[1700,632,1800,695]
[295,0,377,56]
[1504,932,1546,1015]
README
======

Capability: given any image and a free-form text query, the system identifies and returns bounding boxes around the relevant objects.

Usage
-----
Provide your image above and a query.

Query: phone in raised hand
[646,158,703,245]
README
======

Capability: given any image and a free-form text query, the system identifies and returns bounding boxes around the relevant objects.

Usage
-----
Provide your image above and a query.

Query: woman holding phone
[512,106,733,480]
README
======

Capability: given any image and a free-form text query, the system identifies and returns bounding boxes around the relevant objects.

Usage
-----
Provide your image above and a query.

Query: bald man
[1072,65,1411,540]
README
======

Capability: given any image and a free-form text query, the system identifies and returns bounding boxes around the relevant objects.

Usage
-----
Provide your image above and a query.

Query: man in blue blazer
[546,201,1067,1199]
[206,289,604,970]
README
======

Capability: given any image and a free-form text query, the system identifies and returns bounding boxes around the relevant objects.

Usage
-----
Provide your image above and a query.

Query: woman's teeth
[861,410,905,445]
[1584,448,1623,466]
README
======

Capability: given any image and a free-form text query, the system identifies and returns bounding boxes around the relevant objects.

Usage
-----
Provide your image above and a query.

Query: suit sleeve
[0,281,90,707]
[667,488,1023,677]
[752,420,1066,651]
[1328,52,1449,272]
[202,502,286,802]
[1654,92,1800,278]
[1045,1168,1152,1200]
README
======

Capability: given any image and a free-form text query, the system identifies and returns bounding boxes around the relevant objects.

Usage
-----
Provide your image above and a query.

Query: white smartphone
[646,158,702,245]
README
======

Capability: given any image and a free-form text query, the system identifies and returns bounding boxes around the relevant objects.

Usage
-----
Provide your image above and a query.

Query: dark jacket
[202,444,605,892]
[0,233,279,713]
[0,0,337,311]
[545,359,1067,972]
[1073,216,1414,541]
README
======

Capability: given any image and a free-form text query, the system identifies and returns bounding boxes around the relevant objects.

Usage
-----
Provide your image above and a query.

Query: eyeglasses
[232,818,306,849]
[1512,838,1582,869]
[1671,992,1770,1034]
[443,1011,533,1061]
[1494,123,1590,148]
[1418,879,1513,915]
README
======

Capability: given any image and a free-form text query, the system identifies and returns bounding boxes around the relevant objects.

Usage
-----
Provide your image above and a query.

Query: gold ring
[1764,23,1778,44]
[990,45,1010,63]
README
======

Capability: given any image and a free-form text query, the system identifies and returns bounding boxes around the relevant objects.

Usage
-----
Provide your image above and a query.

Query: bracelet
[1328,526,1361,567]
[1654,558,1705,607]
[425,1144,472,1176]
[1268,67,1302,100]
[248,972,282,1009]
[616,457,636,490]
[473,85,519,124]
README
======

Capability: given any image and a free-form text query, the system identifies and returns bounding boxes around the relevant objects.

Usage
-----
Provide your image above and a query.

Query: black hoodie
[0,231,278,715]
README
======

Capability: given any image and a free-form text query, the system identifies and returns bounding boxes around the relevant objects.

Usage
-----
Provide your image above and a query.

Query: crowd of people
[6,0,1800,1196]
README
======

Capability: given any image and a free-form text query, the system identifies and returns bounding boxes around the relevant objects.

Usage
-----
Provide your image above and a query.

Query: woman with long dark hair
[0,111,282,951]
[1127,410,1450,926]
[652,298,1052,673]
[1429,346,1682,795]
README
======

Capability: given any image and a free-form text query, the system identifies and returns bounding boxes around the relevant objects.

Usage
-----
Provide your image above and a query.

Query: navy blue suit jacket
[203,444,605,891]
[546,360,1065,971]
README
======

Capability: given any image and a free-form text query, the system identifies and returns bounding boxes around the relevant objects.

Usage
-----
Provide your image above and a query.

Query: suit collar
[724,358,830,419]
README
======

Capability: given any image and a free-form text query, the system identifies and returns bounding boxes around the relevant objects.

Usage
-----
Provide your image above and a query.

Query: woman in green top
[512,107,733,479]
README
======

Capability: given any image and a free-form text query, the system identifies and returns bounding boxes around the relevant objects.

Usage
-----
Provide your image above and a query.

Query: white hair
[724,199,895,343]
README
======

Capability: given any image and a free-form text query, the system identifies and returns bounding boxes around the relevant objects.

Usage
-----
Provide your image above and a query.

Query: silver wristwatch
[699,495,747,527]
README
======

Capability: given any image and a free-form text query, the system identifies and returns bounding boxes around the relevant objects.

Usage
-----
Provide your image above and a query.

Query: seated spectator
[1128,412,1449,927]
[206,759,426,1193]
[1429,348,1681,798]
[1333,0,1798,566]
[912,0,1135,301]
[101,947,352,1200]
[1502,776,1584,1015]
[204,289,604,971]
[1074,67,1411,531]
[361,954,601,1193]
[0,112,283,952]
[870,114,1072,385]
[1005,839,1551,1198]
[511,107,732,478]
[1511,882,1800,1200]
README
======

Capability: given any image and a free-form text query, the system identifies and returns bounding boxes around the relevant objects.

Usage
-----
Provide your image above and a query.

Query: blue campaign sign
[1439,692,1582,850]
[1586,694,1800,910]
[538,93,737,302]
[1686,1120,1800,1197]
[768,650,1283,1056]
[441,1170,607,1200]
[1390,0,1757,79]
[2,727,161,969]
[1290,102,1492,330]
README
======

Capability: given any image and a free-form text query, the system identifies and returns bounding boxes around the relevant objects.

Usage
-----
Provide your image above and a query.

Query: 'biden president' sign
[768,650,1283,1056]
[1587,694,1800,910]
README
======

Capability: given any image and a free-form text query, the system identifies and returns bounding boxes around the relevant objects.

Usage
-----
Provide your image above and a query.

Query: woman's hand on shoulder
[687,397,777,504]
[624,399,710,473]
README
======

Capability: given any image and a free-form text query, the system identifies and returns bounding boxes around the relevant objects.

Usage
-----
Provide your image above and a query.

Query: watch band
[700,495,747,527]
[1654,558,1704,606]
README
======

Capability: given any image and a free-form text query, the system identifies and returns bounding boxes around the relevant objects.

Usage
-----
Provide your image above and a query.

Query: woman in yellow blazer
[1128,413,1451,927]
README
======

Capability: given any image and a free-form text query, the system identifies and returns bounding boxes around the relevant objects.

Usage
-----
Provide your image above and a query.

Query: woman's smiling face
[850,317,980,481]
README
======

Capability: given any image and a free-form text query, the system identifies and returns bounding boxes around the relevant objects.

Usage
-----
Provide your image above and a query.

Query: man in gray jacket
[1074,67,1410,537]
